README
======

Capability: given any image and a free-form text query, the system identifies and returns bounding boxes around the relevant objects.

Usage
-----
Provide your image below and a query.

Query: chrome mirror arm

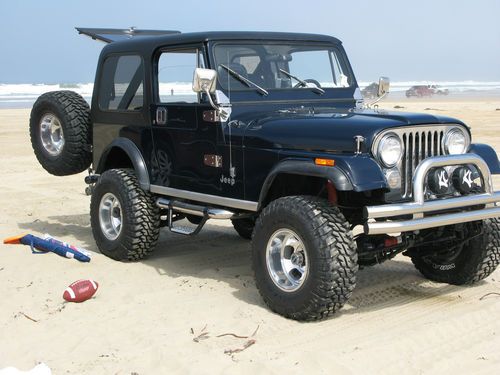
[204,88,219,110]
[364,92,388,108]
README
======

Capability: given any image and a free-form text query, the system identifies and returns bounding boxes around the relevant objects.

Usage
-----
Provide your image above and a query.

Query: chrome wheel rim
[266,228,308,292]
[39,113,64,156]
[99,193,123,240]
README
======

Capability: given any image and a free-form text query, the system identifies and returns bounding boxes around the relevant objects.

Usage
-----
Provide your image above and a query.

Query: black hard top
[99,31,343,53]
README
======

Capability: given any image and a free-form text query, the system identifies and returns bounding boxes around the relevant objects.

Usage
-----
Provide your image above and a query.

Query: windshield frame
[207,40,358,103]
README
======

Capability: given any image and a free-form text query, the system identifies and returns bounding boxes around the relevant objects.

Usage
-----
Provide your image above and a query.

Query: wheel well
[262,173,328,207]
[261,173,385,225]
[100,147,134,172]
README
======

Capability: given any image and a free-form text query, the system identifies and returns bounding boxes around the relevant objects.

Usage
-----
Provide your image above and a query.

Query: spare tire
[29,91,92,176]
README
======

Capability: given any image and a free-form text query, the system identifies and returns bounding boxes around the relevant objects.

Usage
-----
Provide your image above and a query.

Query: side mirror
[193,68,217,94]
[378,77,390,97]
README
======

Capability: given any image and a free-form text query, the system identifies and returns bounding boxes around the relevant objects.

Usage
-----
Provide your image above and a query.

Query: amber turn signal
[314,158,335,167]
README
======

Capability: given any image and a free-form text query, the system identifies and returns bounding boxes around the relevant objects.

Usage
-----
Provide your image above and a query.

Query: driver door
[150,47,222,196]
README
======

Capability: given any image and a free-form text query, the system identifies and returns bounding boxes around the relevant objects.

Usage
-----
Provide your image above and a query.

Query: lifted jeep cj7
[29,28,500,320]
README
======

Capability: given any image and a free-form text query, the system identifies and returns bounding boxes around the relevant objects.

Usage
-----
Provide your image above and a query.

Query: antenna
[226,51,235,180]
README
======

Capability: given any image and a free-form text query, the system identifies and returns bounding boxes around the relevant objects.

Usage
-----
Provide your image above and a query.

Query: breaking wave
[1,80,499,107]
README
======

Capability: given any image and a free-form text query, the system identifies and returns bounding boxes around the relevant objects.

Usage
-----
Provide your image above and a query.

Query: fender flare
[469,143,500,174]
[258,159,352,206]
[96,138,150,190]
[258,157,389,207]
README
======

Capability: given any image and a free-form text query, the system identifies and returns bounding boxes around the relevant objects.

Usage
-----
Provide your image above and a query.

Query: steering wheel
[294,79,322,89]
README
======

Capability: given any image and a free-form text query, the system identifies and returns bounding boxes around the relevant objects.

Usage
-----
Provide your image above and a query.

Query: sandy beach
[1,97,500,374]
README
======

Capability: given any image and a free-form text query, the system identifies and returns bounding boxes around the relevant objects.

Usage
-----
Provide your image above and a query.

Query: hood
[239,107,465,153]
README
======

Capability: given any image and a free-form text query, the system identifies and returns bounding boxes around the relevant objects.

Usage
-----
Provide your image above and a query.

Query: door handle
[156,107,167,125]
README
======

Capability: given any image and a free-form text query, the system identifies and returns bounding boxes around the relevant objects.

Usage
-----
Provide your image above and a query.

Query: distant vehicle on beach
[429,84,449,95]
[406,84,449,98]
[361,82,379,99]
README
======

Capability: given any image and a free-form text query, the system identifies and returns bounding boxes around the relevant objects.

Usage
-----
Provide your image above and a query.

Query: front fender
[333,155,388,192]
[469,143,500,174]
[96,138,150,190]
[259,156,388,205]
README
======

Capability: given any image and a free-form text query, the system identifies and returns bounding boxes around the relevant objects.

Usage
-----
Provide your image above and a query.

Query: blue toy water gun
[3,233,91,262]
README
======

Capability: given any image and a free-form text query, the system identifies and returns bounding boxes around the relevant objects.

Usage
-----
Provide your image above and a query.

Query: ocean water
[1,81,499,109]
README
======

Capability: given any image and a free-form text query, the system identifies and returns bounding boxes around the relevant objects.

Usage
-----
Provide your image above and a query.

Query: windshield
[213,43,352,93]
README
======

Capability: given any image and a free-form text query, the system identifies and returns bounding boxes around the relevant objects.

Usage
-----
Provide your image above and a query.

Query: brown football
[63,279,98,303]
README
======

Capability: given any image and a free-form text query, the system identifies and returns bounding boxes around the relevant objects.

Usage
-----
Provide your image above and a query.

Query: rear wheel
[410,219,500,285]
[29,91,91,175]
[90,169,160,261]
[252,196,358,321]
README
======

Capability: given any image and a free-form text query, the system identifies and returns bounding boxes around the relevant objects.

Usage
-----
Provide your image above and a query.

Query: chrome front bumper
[364,154,500,235]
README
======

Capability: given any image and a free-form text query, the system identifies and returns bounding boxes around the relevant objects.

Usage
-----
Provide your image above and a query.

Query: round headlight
[378,134,403,167]
[443,128,469,155]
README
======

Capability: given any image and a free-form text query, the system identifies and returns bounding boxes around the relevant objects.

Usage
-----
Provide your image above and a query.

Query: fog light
[428,167,450,195]
[385,169,401,189]
[452,166,476,194]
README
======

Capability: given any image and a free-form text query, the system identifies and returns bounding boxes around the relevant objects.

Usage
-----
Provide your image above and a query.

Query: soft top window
[98,55,144,111]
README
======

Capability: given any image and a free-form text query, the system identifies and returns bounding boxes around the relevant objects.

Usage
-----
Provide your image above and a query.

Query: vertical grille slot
[399,128,444,198]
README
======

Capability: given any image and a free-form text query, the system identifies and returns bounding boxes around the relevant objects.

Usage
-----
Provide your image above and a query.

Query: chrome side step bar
[156,198,235,235]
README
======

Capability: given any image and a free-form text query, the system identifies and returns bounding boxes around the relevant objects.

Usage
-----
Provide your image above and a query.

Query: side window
[157,49,204,103]
[98,55,144,111]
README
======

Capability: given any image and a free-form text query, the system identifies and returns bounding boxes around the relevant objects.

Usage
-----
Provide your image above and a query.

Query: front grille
[372,125,468,199]
[401,129,444,197]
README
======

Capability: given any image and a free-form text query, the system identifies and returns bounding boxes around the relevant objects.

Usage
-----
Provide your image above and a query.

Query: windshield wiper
[219,64,268,96]
[279,69,325,95]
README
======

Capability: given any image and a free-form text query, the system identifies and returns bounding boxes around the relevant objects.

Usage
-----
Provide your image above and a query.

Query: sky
[0,0,499,84]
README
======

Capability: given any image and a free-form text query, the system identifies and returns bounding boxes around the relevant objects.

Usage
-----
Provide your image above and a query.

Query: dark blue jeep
[28,28,500,320]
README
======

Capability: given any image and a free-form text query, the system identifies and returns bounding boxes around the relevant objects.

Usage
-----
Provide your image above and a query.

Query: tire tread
[252,196,358,321]
[29,90,91,176]
[90,169,160,261]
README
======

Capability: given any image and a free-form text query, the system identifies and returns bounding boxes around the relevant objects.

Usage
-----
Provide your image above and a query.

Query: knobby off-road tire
[90,169,160,261]
[231,217,256,240]
[410,218,500,285]
[252,196,358,321]
[29,91,92,176]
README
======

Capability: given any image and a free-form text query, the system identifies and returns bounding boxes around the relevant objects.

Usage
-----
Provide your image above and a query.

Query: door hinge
[203,110,219,122]
[204,154,223,168]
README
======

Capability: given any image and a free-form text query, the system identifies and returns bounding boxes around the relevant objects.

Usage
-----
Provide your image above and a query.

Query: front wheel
[251,196,358,321]
[90,169,160,261]
[409,219,500,285]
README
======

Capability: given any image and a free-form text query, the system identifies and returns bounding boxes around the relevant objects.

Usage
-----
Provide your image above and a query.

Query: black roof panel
[99,31,343,53]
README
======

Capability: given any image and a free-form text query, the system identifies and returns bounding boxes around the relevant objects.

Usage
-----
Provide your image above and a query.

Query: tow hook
[84,174,99,185]
[84,169,100,196]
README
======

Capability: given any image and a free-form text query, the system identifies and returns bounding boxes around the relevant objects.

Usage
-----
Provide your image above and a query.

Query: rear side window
[98,55,144,111]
